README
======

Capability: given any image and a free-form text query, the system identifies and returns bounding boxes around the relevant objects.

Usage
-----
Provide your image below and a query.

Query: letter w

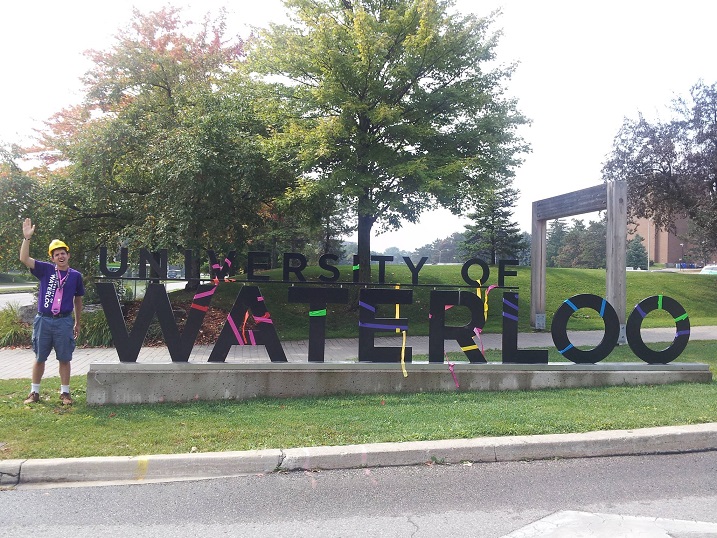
[97,282,215,362]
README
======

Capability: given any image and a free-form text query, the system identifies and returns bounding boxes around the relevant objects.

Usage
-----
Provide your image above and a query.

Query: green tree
[459,183,525,264]
[413,232,464,264]
[0,147,39,271]
[338,241,358,264]
[516,231,531,266]
[383,246,412,262]
[581,216,606,268]
[555,220,587,268]
[35,8,292,282]
[554,217,606,269]
[248,0,528,282]
[602,80,717,253]
[546,219,568,267]
[249,192,352,267]
[627,233,648,270]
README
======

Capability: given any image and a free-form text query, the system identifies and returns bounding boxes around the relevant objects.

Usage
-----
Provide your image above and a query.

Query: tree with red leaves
[31,7,293,281]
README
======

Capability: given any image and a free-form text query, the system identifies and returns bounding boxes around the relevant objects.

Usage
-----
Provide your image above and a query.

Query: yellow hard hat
[48,239,69,257]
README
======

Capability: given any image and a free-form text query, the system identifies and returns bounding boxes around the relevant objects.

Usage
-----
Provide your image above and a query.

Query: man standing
[19,218,84,405]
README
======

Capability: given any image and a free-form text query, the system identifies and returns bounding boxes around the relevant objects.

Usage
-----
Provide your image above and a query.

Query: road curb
[279,423,717,470]
[10,449,283,487]
[5,423,717,487]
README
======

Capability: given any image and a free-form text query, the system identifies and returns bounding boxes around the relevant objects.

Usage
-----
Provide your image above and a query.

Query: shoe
[60,392,73,406]
[24,391,40,404]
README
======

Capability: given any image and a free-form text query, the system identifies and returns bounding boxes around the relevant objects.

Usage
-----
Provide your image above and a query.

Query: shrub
[0,304,32,347]
[77,310,113,347]
[81,279,132,305]
[0,305,114,348]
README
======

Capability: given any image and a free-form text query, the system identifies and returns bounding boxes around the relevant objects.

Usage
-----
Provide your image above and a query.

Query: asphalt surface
[2,323,717,536]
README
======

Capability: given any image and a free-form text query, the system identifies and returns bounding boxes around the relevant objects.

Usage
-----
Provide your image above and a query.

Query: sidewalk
[2,326,716,380]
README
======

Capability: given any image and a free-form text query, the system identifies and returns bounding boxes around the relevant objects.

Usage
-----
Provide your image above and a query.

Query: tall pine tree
[626,234,648,270]
[460,183,526,264]
[546,219,568,267]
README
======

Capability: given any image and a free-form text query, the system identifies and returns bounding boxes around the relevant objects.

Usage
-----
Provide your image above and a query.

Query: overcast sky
[2,0,716,251]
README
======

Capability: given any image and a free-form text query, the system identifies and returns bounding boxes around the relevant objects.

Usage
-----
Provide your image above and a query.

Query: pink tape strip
[448,362,460,388]
[474,327,485,357]
[227,315,244,346]
[193,286,217,301]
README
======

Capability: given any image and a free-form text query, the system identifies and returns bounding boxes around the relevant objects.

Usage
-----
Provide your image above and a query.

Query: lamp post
[646,218,650,271]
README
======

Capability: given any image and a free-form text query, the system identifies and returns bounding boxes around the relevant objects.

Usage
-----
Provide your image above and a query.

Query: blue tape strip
[502,312,519,322]
[599,298,606,318]
[565,299,578,312]
[558,343,574,355]
[637,305,647,318]
[359,322,408,331]
[503,298,518,311]
[358,301,376,312]
[675,330,690,337]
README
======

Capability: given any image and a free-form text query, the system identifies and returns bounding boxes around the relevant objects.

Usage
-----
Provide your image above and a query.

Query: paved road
[2,452,716,537]
[0,291,34,309]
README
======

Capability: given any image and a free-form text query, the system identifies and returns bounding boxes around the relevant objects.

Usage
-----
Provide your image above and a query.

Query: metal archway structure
[530,181,627,342]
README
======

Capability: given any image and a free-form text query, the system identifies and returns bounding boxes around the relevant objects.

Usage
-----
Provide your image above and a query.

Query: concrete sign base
[86,362,712,405]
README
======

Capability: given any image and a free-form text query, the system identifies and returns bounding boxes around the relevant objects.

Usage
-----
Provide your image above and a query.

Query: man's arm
[19,218,35,270]
[73,295,82,338]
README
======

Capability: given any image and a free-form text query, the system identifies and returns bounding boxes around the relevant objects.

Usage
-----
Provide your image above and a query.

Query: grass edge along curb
[0,341,715,460]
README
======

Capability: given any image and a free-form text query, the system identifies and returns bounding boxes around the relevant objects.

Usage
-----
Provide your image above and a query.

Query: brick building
[631,217,716,267]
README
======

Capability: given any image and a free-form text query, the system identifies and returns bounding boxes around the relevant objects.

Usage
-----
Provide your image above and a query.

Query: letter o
[626,295,690,364]
[461,258,489,287]
[551,294,619,364]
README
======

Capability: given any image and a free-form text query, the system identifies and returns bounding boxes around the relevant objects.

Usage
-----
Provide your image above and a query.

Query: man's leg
[58,361,72,405]
[59,360,71,386]
[25,316,49,404]
[56,316,74,405]
[31,360,45,384]
[24,360,44,403]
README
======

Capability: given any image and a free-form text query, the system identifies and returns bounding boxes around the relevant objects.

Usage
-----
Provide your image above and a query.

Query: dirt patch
[122,300,231,346]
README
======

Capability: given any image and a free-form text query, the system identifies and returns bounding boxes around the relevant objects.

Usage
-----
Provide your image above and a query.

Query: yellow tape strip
[395,285,401,333]
[401,330,408,377]
[135,456,149,481]
[461,344,479,352]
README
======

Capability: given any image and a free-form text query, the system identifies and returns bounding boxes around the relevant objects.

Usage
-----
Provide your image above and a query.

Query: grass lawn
[1,266,715,460]
[1,341,714,460]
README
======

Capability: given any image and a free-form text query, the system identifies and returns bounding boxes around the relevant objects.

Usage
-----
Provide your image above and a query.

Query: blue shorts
[32,314,76,363]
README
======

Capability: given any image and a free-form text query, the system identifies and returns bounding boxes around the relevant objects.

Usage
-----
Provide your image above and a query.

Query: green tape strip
[309,309,327,317]
[658,295,663,310]
[674,313,688,322]
[352,264,360,271]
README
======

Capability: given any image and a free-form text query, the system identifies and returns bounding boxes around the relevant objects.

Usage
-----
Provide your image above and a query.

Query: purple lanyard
[51,268,69,315]
[55,268,69,290]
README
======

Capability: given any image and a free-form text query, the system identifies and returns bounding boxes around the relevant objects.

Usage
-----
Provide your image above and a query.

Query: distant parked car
[699,265,717,274]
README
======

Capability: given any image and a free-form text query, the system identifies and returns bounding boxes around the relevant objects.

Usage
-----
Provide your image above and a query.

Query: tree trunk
[184,250,201,291]
[357,213,374,283]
